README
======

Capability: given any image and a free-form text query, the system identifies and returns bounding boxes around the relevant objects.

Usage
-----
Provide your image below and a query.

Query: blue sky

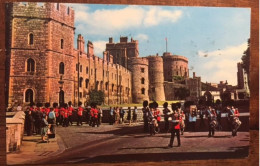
[68,4,250,86]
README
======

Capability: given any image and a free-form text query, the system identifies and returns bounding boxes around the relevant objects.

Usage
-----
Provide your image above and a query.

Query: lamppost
[58,75,64,104]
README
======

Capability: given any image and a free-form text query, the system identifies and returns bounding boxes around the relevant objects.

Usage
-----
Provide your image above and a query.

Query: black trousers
[77,115,83,126]
[144,118,148,132]
[164,118,169,131]
[63,118,69,127]
[92,117,99,127]
[169,129,180,146]
[149,123,155,135]
[68,116,73,125]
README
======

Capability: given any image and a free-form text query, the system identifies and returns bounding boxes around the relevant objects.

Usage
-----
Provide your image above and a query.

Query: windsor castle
[5,2,202,106]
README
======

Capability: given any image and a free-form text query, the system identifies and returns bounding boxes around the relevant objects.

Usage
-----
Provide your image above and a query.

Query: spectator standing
[127,107,132,125]
[163,102,171,132]
[41,114,49,142]
[133,106,138,124]
[120,107,125,124]
[109,107,114,125]
[142,100,149,132]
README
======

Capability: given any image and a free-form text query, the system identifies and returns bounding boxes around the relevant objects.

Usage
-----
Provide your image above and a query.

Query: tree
[241,38,250,84]
[89,90,104,105]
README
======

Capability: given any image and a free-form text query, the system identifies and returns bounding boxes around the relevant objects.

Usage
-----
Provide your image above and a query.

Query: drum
[210,119,218,129]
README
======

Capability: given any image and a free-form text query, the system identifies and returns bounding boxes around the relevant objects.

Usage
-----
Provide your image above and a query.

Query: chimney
[109,37,113,43]
[193,72,196,78]
[77,34,85,53]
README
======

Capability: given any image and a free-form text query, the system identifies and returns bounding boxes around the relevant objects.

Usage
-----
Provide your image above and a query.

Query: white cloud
[92,40,107,57]
[70,5,183,35]
[197,42,247,85]
[135,34,148,41]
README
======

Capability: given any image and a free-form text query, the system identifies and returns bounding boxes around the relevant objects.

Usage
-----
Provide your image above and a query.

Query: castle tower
[128,57,149,103]
[106,36,139,69]
[6,2,75,105]
[163,52,189,82]
[147,55,165,101]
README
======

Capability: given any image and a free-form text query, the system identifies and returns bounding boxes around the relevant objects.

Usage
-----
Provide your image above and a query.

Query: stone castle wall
[147,55,165,101]
[163,52,189,82]
[128,57,149,103]
[7,2,75,105]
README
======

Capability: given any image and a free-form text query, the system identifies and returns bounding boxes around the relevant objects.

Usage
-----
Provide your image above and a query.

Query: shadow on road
[74,146,249,164]
[119,146,169,150]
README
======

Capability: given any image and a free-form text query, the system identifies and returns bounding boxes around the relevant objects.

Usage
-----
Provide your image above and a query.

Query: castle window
[105,82,108,91]
[76,64,78,71]
[85,79,89,88]
[95,81,99,90]
[28,33,34,45]
[79,77,83,88]
[80,65,82,72]
[141,88,145,95]
[67,7,70,15]
[59,62,64,74]
[91,69,93,75]
[61,39,64,49]
[112,84,114,92]
[79,92,82,98]
[86,67,89,74]
[112,73,113,79]
[56,3,59,10]
[141,78,145,84]
[100,81,103,90]
[27,58,35,72]
[141,68,144,73]
[25,89,34,103]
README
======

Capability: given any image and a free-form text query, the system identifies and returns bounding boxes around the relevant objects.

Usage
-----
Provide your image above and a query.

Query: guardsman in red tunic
[63,103,69,127]
[44,103,51,116]
[53,103,60,126]
[59,104,65,126]
[68,101,74,126]
[168,110,181,148]
[90,103,99,127]
[77,102,83,126]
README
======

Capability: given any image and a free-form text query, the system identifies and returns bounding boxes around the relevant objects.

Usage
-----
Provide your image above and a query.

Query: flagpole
[166,37,168,53]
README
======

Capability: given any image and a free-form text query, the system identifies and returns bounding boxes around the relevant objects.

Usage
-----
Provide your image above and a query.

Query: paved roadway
[38,123,249,164]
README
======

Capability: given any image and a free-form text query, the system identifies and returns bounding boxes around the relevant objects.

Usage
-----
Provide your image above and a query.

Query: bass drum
[232,117,242,130]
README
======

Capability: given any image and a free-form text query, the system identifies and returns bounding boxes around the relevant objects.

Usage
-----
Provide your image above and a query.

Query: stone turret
[147,55,165,101]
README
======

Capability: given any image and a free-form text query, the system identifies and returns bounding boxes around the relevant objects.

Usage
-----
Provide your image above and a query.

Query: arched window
[95,81,99,90]
[29,33,34,45]
[25,89,34,103]
[141,88,145,95]
[112,84,114,92]
[59,62,64,74]
[100,81,103,90]
[67,7,70,15]
[27,58,35,72]
[79,77,83,88]
[141,78,145,84]
[85,79,89,89]
[61,39,64,49]
[56,3,59,10]
[105,82,108,91]
[86,67,89,74]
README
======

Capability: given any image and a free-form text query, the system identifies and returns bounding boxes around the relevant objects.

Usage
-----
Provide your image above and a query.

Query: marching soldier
[206,106,217,137]
[163,102,171,132]
[68,101,74,126]
[90,103,99,127]
[168,110,181,148]
[148,103,156,136]
[53,103,60,126]
[63,103,69,127]
[142,100,149,132]
[59,103,65,126]
[44,103,51,116]
[228,106,241,136]
[77,102,84,126]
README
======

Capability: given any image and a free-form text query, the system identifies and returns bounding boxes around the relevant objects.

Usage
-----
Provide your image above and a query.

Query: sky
[68,4,250,86]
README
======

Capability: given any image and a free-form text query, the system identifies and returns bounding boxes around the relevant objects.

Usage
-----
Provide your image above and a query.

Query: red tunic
[68,106,74,116]
[78,107,83,116]
[153,109,161,121]
[54,108,59,117]
[63,109,68,118]
[45,108,50,115]
[60,108,65,116]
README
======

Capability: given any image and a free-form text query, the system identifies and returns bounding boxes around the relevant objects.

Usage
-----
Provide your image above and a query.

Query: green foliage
[174,87,190,100]
[173,76,184,81]
[89,90,104,105]
[241,38,250,75]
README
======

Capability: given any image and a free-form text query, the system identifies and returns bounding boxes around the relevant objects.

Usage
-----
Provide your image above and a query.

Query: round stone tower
[147,55,165,101]
[162,52,189,82]
[128,57,149,103]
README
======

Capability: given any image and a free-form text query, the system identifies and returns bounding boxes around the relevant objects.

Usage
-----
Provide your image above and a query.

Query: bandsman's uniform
[77,106,84,126]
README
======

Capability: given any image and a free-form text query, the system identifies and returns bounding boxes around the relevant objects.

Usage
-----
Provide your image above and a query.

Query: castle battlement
[11,2,74,28]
